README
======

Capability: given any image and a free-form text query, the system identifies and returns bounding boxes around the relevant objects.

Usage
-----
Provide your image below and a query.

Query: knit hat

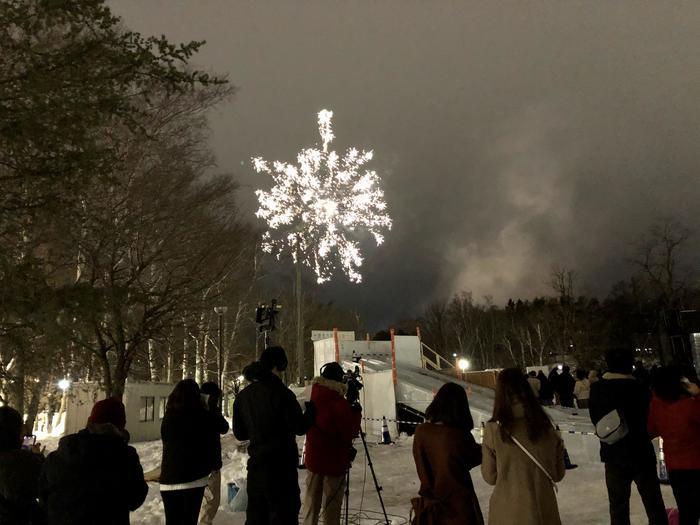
[88,397,127,429]
[260,346,288,372]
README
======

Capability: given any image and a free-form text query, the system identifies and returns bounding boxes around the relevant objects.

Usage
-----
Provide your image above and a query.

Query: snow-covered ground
[37,385,676,523]
[104,430,674,524]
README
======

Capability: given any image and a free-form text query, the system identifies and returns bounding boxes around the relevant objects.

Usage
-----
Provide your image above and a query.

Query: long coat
[481,412,565,525]
[412,422,484,525]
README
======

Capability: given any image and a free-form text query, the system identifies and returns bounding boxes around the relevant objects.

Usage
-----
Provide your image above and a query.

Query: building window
[139,396,155,422]
[159,397,167,420]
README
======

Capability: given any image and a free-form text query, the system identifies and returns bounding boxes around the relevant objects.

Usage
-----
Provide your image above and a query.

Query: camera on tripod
[343,366,363,409]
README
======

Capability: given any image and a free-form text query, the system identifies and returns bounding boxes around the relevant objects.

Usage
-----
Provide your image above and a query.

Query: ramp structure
[312,330,494,437]
[312,329,596,442]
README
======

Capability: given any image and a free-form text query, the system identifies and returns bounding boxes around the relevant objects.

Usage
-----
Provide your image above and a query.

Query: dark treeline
[392,220,699,371]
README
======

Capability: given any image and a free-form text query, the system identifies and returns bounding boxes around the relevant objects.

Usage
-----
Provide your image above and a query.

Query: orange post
[333,328,340,363]
[390,328,398,386]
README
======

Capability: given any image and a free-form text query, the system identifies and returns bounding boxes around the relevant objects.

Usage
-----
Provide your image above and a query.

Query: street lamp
[58,378,71,392]
[214,306,228,387]
[457,358,470,373]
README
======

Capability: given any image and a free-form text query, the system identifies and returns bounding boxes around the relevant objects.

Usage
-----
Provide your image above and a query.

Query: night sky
[114,1,700,327]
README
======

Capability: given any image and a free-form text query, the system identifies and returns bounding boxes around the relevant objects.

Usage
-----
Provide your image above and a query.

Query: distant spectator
[556,366,576,408]
[198,382,230,525]
[634,361,651,390]
[648,366,700,525]
[589,348,667,525]
[574,369,591,409]
[40,397,147,525]
[0,406,44,525]
[482,368,565,525]
[537,371,554,406]
[527,371,541,398]
[413,382,483,525]
[160,380,220,525]
[588,369,599,385]
[548,368,561,405]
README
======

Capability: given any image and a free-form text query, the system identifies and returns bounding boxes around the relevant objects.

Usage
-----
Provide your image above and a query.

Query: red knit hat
[87,397,127,429]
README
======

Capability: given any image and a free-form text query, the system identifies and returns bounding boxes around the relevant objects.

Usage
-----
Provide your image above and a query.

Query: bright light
[557,365,563,372]
[237,375,245,383]
[253,109,392,284]
[452,353,458,358]
[457,358,470,372]
[58,378,71,391]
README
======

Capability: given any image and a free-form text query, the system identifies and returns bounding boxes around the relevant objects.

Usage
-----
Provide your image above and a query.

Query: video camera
[255,299,281,333]
[343,365,363,408]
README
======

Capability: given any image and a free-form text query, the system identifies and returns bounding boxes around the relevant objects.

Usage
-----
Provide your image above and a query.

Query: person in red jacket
[648,366,700,525]
[303,362,362,525]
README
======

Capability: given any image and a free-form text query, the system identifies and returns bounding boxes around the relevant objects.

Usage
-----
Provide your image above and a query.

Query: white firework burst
[253,109,392,283]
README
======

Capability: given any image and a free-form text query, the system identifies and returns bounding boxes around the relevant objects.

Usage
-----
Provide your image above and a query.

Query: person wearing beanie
[0,406,45,525]
[303,362,361,525]
[39,397,148,525]
[233,346,316,524]
[198,382,230,525]
[588,348,667,525]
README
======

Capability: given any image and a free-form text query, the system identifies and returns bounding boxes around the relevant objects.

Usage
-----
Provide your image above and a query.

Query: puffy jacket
[160,406,220,485]
[233,363,312,472]
[0,449,44,525]
[648,394,700,470]
[305,377,361,476]
[589,373,656,465]
[39,425,147,525]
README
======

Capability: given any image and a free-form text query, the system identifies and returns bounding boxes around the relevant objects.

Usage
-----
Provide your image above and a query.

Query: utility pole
[214,306,228,387]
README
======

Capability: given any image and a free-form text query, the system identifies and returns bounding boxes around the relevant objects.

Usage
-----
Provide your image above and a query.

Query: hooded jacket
[0,448,44,525]
[39,424,147,525]
[305,376,361,477]
[233,363,312,472]
[588,372,656,465]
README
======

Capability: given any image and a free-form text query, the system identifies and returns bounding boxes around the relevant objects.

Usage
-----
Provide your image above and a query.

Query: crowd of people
[413,348,700,525]
[0,344,697,525]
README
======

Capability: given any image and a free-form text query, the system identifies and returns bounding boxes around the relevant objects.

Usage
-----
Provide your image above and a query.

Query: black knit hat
[260,346,288,372]
[320,362,345,383]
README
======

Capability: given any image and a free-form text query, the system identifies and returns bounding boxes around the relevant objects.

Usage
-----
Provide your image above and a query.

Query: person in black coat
[39,398,147,525]
[0,406,45,525]
[198,382,230,525]
[588,348,667,525]
[537,371,554,406]
[556,366,576,408]
[159,379,221,525]
[233,346,315,525]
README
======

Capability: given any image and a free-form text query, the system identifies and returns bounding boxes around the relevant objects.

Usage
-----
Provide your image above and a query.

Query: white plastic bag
[227,478,247,512]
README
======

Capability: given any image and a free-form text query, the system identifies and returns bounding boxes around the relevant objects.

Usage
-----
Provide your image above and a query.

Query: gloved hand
[304,401,316,427]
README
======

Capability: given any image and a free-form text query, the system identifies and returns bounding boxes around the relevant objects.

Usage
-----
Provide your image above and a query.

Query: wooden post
[390,328,398,386]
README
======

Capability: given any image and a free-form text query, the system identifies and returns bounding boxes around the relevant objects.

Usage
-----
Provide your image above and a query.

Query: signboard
[311,330,355,342]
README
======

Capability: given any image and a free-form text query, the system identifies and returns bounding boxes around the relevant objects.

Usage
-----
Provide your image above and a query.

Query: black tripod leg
[360,432,390,525]
[344,467,350,525]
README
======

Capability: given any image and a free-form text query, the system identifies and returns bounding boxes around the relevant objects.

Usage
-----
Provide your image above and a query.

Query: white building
[44,380,175,443]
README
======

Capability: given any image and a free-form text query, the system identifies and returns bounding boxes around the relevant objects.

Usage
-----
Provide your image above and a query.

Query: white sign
[311,330,355,342]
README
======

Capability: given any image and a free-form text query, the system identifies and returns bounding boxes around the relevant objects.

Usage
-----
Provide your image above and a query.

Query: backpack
[595,409,629,445]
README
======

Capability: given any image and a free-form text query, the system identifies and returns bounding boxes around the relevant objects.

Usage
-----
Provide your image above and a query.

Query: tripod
[344,430,390,525]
